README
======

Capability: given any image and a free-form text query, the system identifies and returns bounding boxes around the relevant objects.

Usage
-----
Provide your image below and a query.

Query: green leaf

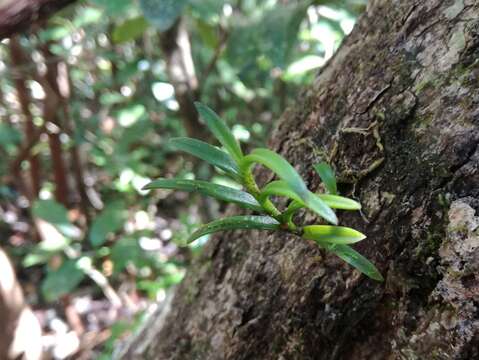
[282,193,361,221]
[314,162,337,195]
[22,233,71,267]
[194,102,243,162]
[89,203,125,247]
[116,104,146,127]
[188,215,280,243]
[317,194,361,210]
[90,0,131,15]
[260,180,303,203]
[111,237,148,274]
[0,123,22,152]
[242,149,308,196]
[23,252,51,267]
[143,178,262,211]
[304,192,338,225]
[41,259,86,302]
[303,225,366,244]
[73,7,103,27]
[321,243,384,282]
[38,25,71,42]
[189,0,224,23]
[261,181,360,210]
[112,16,149,44]
[169,137,240,178]
[195,19,219,48]
[242,152,337,224]
[32,200,79,238]
[139,0,189,31]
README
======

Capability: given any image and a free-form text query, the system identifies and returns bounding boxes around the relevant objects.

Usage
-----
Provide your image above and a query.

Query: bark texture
[119,0,479,359]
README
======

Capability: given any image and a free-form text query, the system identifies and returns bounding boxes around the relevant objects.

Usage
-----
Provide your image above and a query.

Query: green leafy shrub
[144,103,383,281]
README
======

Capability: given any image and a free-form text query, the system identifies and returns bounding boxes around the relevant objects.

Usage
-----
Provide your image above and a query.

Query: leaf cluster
[144,103,383,281]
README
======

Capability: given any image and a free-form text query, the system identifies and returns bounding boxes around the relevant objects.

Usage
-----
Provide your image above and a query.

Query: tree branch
[9,36,42,197]
[0,0,76,39]
[159,19,208,141]
[199,27,228,87]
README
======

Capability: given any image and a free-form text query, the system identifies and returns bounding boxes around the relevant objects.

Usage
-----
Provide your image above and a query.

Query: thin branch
[40,43,70,206]
[9,123,46,174]
[199,27,229,87]
[9,35,42,196]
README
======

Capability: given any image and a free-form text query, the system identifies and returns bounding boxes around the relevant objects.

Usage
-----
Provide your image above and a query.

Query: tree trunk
[41,44,71,207]
[118,0,479,359]
[159,19,209,141]
[9,36,42,198]
[0,0,75,39]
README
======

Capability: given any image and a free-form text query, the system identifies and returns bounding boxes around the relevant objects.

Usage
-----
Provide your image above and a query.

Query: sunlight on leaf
[188,215,280,244]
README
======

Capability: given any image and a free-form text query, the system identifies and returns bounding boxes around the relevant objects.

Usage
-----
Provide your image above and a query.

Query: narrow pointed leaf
[195,102,243,162]
[260,180,302,204]
[188,215,280,243]
[242,149,339,223]
[304,192,338,225]
[322,243,384,281]
[314,162,337,194]
[143,179,262,211]
[262,181,358,224]
[260,181,335,222]
[278,192,359,212]
[242,148,308,197]
[303,225,366,244]
[249,159,338,225]
[169,137,239,178]
[318,194,361,210]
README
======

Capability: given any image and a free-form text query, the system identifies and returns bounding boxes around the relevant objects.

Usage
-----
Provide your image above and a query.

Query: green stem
[281,209,296,229]
[241,163,281,217]
[240,161,301,232]
[282,201,302,220]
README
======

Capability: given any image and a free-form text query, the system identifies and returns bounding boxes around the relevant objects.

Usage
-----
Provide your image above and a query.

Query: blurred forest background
[0,0,366,358]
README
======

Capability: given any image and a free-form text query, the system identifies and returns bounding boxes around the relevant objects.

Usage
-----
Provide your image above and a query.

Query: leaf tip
[328,211,339,225]
[371,272,385,282]
[357,232,367,241]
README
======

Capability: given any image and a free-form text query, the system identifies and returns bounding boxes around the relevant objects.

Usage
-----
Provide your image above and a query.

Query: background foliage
[0,0,365,357]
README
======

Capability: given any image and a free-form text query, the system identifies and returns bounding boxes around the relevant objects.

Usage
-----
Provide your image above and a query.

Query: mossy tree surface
[119,0,479,359]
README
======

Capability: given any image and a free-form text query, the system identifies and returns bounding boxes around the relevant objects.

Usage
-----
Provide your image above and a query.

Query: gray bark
[119,0,479,359]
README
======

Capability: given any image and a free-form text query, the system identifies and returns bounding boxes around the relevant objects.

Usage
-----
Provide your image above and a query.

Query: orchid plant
[144,103,383,281]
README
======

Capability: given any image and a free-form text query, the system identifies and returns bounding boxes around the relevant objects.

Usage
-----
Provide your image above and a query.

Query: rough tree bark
[119,0,479,359]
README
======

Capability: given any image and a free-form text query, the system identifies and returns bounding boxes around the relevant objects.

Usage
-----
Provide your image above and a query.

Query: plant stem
[241,164,281,215]
[240,161,300,232]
